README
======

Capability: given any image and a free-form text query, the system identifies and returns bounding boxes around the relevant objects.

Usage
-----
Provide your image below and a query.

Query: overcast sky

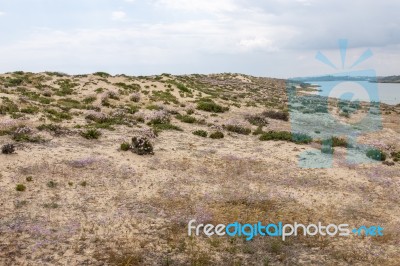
[0,0,399,78]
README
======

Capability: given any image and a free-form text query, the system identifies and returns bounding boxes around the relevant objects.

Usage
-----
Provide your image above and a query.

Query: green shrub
[81,129,101,139]
[259,131,291,141]
[18,89,52,104]
[152,123,182,132]
[58,98,87,110]
[83,96,97,104]
[16,184,26,192]
[37,124,63,135]
[246,114,269,126]
[366,149,386,161]
[45,109,73,122]
[120,142,131,151]
[321,146,334,154]
[209,131,224,139]
[0,100,19,114]
[47,180,57,188]
[12,127,44,143]
[43,202,59,209]
[332,137,348,147]
[126,104,140,114]
[259,131,312,144]
[176,83,190,93]
[45,71,67,77]
[114,82,140,92]
[197,100,228,113]
[93,72,111,78]
[20,106,39,114]
[26,176,33,182]
[224,124,251,135]
[252,126,265,135]
[193,130,208,137]
[292,133,313,144]
[176,114,196,123]
[262,110,289,121]
[131,136,154,155]
[167,81,191,93]
[150,91,178,104]
[146,104,164,111]
[55,79,78,96]
[391,151,400,162]
[95,88,104,93]
[2,144,15,154]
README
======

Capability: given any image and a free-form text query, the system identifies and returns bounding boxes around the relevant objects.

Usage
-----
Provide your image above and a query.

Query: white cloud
[239,37,277,52]
[0,0,399,77]
[0,11,5,16]
[111,11,127,21]
[296,0,313,6]
[154,0,238,13]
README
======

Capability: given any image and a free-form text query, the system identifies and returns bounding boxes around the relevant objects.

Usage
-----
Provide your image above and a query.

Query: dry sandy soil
[0,72,399,265]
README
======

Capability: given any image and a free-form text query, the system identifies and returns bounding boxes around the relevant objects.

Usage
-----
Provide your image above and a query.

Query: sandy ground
[0,72,399,265]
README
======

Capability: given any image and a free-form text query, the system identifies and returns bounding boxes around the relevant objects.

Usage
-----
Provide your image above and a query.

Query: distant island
[376,75,400,83]
[292,75,400,83]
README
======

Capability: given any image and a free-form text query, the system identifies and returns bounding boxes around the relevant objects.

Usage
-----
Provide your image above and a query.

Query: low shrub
[321,146,334,154]
[262,110,289,121]
[224,121,251,135]
[16,184,26,192]
[131,136,154,155]
[366,149,386,161]
[292,133,313,144]
[130,93,141,102]
[2,144,15,154]
[152,123,182,132]
[47,180,57,188]
[120,142,131,151]
[93,72,111,78]
[55,79,78,96]
[193,130,208,138]
[45,109,73,122]
[37,124,64,136]
[210,131,224,139]
[332,137,348,147]
[252,126,265,135]
[20,106,39,114]
[176,114,196,124]
[259,130,291,141]
[176,82,191,93]
[150,91,178,104]
[85,111,109,123]
[12,126,44,143]
[115,82,141,92]
[391,151,400,162]
[197,100,228,113]
[83,96,97,104]
[81,129,101,139]
[259,131,312,144]
[147,110,171,125]
[245,114,269,126]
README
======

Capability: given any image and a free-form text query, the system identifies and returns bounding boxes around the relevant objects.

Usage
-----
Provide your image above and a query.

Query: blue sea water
[305,81,400,105]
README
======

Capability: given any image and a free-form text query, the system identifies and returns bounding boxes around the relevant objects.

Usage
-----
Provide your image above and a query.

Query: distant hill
[377,75,400,83]
[293,75,400,83]
[292,75,374,82]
